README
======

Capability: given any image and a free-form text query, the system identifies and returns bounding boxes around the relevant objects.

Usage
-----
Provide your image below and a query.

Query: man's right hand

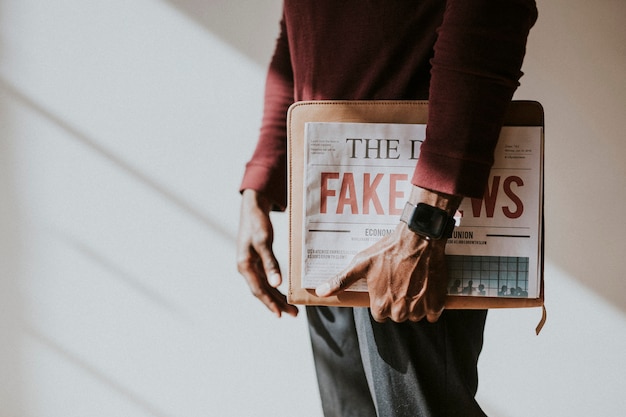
[236,189,299,318]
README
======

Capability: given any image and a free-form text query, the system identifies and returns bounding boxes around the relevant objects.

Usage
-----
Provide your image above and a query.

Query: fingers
[240,260,298,318]
[315,257,369,297]
[237,191,298,317]
[425,310,443,323]
[370,297,444,323]
[254,243,282,288]
[259,286,299,318]
[423,289,445,323]
[371,298,392,323]
[237,244,297,318]
[314,275,343,297]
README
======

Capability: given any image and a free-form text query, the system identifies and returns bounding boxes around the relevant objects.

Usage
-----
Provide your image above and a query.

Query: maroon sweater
[241,0,538,209]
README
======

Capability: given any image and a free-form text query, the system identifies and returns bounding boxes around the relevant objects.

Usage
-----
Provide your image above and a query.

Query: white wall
[478,2,626,416]
[0,1,624,416]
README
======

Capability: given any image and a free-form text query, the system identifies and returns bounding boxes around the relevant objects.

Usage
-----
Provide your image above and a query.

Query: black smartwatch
[400,202,456,240]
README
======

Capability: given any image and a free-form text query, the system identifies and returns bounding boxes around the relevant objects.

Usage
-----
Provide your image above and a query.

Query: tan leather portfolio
[287,100,545,314]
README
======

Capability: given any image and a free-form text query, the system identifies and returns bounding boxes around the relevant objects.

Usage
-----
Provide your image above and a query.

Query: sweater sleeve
[239,14,294,210]
[413,0,538,198]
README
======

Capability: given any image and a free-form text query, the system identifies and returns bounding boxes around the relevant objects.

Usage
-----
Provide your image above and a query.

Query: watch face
[409,203,447,238]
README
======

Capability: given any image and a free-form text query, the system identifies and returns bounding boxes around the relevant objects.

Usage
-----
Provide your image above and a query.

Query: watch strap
[400,202,456,240]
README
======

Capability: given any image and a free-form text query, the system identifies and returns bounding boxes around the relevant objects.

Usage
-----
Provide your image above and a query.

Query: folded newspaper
[301,121,544,300]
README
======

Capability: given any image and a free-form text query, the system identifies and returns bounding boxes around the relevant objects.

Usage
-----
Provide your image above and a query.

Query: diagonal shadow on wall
[0,77,236,247]
[26,326,176,417]
[53,231,188,321]
[165,0,283,67]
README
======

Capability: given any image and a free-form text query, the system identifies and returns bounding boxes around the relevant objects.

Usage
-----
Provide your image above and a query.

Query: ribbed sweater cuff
[412,150,491,199]
[239,163,287,211]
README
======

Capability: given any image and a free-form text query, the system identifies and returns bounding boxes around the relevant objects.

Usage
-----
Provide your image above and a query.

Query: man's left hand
[315,221,449,323]
[315,185,460,323]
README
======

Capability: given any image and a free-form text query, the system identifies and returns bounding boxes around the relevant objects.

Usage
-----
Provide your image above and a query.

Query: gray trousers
[306,306,488,417]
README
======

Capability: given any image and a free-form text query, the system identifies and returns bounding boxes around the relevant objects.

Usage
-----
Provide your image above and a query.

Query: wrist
[408,186,462,217]
[242,189,273,214]
[400,186,461,241]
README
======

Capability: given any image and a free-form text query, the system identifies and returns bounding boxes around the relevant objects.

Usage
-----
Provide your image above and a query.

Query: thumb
[315,259,368,297]
[256,243,282,288]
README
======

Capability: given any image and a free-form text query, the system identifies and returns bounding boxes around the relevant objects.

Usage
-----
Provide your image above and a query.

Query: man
[237,1,537,416]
